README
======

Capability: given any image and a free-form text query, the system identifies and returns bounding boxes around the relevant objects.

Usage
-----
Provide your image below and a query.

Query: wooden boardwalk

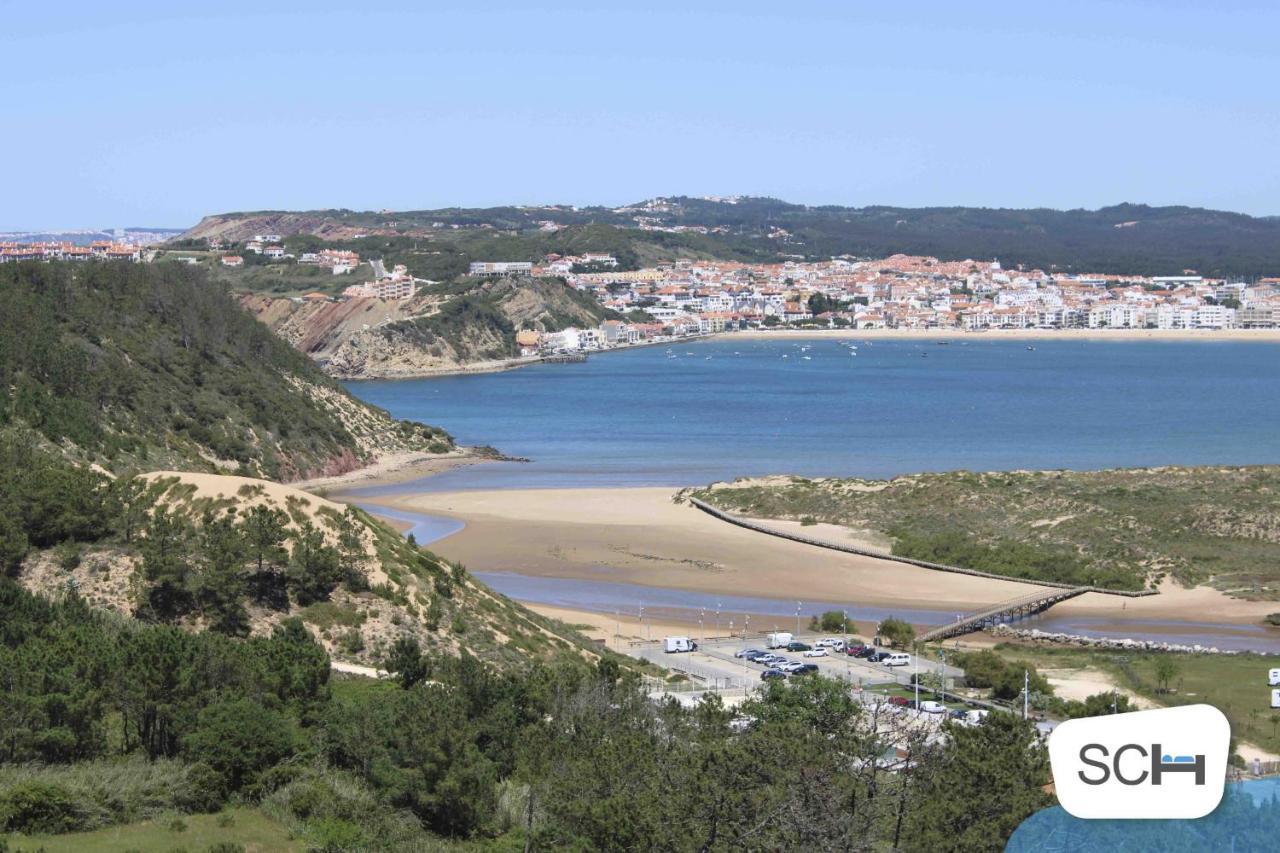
[919,587,1091,643]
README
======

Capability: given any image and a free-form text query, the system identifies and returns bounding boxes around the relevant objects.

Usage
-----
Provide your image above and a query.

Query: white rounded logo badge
[1048,704,1230,819]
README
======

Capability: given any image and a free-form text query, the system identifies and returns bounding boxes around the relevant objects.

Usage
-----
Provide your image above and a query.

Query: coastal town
[6,234,1280,360]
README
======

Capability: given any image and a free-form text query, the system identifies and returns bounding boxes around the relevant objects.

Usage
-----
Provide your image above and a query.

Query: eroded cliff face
[183,212,398,243]
[241,277,614,378]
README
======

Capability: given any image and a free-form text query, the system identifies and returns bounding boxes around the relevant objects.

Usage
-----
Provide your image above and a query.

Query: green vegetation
[690,466,1280,594]
[977,643,1280,755]
[0,579,1054,850]
[878,616,916,648]
[3,806,299,852]
[0,261,450,479]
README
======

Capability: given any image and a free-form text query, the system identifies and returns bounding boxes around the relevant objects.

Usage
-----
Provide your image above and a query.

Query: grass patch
[985,643,1280,754]
[3,806,299,852]
[299,601,366,630]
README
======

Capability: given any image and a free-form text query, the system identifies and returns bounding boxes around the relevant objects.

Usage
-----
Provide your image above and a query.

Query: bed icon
[1152,748,1205,785]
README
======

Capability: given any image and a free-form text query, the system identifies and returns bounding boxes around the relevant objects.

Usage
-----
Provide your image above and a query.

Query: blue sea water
[346,336,1280,491]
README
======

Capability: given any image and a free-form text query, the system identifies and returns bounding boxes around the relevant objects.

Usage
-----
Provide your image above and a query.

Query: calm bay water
[347,336,1280,490]
[345,336,1280,651]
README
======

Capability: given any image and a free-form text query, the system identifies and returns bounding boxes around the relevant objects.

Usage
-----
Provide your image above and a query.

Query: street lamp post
[795,601,802,636]
[716,601,722,639]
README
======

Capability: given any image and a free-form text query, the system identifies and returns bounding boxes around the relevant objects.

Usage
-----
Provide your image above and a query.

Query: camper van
[663,636,697,653]
[1269,668,1280,687]
[1272,689,1280,710]
[766,632,794,649]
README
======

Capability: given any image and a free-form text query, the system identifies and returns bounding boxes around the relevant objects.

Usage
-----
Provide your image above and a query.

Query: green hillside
[0,261,451,480]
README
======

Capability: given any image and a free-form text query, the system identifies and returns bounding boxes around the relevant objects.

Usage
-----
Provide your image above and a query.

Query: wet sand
[356,487,1058,613]
[352,485,1280,643]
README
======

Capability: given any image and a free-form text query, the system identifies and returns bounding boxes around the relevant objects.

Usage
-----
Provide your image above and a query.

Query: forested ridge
[185,198,1280,278]
[0,261,450,481]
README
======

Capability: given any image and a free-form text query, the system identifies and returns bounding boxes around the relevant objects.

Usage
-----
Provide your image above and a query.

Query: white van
[1272,689,1280,710]
[663,636,697,653]
[882,652,911,667]
[766,632,794,649]
[1269,668,1280,687]
[919,700,946,714]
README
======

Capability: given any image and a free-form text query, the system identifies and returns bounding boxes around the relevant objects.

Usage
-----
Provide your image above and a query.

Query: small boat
[1026,345,1036,351]
[802,355,812,361]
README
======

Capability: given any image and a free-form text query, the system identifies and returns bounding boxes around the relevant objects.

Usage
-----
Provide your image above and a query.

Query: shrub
[182,700,294,793]
[0,781,83,834]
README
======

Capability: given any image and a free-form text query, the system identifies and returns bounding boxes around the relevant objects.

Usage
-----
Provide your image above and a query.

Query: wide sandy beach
[347,485,1280,636]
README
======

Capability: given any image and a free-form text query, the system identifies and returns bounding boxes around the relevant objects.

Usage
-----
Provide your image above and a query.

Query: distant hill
[180,198,1280,278]
[0,260,453,481]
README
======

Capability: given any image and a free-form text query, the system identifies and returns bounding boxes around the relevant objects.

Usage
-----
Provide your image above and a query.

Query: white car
[815,638,840,648]
[919,701,946,714]
[802,648,828,658]
[780,661,806,673]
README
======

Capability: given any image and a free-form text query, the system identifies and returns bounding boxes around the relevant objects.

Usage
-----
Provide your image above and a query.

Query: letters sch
[1078,743,1206,786]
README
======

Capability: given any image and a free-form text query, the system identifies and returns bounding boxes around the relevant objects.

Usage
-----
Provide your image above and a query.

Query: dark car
[949,708,968,721]
[870,651,892,663]
[792,664,820,675]
[735,648,764,659]
[761,668,787,681]
[743,650,771,662]
[786,641,812,652]
[854,646,878,659]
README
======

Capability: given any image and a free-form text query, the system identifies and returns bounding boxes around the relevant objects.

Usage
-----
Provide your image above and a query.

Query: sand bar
[352,485,1280,636]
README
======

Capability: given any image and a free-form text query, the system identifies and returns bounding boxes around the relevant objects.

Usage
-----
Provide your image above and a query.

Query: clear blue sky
[3,0,1277,229]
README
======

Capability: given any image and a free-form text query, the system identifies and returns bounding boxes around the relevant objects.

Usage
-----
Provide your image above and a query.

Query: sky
[3,0,1278,229]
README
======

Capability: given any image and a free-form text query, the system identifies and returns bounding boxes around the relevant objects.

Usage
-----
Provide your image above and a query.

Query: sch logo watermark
[1048,704,1229,818]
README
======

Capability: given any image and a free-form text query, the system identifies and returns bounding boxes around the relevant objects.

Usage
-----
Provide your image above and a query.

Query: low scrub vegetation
[692,466,1280,594]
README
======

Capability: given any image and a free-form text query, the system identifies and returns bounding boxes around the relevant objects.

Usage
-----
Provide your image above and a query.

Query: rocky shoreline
[989,624,1274,656]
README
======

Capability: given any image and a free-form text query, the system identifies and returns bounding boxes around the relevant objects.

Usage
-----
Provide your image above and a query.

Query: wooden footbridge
[918,587,1092,643]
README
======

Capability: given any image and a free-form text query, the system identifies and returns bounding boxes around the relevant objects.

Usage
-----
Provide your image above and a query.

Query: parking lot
[623,632,966,696]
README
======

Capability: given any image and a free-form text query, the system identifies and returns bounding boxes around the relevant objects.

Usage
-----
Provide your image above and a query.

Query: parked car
[882,652,912,667]
[855,647,879,659]
[736,648,763,659]
[793,663,820,675]
[888,696,910,707]
[786,641,812,652]
[949,708,969,721]
[761,668,787,681]
[759,653,785,665]
[919,701,946,714]
[869,651,891,663]
[802,648,828,658]
[845,644,868,656]
[780,661,806,673]
[815,638,843,648]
